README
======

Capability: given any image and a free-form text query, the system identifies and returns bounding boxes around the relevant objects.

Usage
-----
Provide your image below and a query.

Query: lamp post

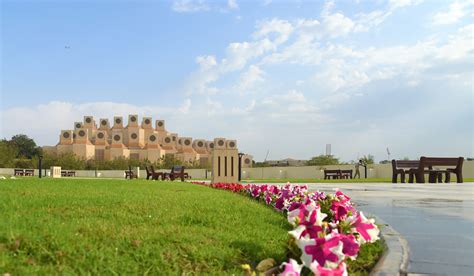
[38,154,43,178]
[362,162,368,179]
[238,152,244,182]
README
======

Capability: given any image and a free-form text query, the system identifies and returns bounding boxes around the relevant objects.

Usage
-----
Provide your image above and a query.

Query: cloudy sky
[1,0,473,162]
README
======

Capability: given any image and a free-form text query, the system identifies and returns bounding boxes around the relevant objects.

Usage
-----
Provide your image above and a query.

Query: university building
[55,115,253,166]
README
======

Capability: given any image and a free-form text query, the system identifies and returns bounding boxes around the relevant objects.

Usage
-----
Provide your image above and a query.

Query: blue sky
[1,0,473,161]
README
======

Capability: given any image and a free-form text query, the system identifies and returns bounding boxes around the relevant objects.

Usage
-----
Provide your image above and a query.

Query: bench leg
[428,173,436,183]
[415,172,424,183]
[445,172,451,183]
[400,172,406,183]
[437,173,442,183]
[392,173,397,183]
[408,173,414,183]
[456,171,463,183]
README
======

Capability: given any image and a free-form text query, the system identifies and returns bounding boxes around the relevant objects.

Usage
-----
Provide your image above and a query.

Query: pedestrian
[354,159,362,179]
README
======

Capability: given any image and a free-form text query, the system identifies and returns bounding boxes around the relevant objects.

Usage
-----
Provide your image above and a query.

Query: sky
[1,0,473,162]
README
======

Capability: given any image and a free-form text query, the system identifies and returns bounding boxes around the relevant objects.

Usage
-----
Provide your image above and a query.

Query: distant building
[54,115,237,164]
[264,158,307,167]
[242,154,253,168]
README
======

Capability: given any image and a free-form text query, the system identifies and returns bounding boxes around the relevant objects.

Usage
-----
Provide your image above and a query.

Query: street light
[238,152,244,182]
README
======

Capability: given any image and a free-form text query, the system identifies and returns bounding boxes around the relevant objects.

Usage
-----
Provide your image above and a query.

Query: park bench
[14,169,25,176]
[145,166,163,180]
[410,157,464,183]
[124,166,138,179]
[24,169,35,176]
[163,166,188,182]
[324,169,342,179]
[341,169,353,179]
[391,160,419,183]
[61,170,75,177]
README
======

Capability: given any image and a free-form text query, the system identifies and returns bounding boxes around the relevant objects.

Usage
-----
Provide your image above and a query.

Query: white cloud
[236,65,266,93]
[254,19,294,44]
[172,0,209,13]
[178,99,192,114]
[432,1,472,25]
[196,55,217,71]
[228,0,238,10]
[171,0,240,13]
[321,12,355,38]
[389,0,423,9]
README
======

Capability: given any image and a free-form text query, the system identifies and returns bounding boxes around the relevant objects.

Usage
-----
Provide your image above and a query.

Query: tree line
[253,154,375,167]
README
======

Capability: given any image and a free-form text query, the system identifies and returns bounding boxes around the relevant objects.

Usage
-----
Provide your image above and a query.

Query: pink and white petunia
[296,232,345,269]
[339,234,360,259]
[279,258,303,276]
[310,261,348,276]
[288,203,327,239]
[348,212,380,244]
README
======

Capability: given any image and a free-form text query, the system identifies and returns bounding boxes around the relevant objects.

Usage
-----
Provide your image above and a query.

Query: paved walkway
[305,183,474,275]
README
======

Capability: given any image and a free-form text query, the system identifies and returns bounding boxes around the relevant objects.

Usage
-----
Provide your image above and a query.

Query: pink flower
[288,201,303,212]
[265,193,272,205]
[310,261,347,276]
[330,201,349,221]
[334,189,351,203]
[275,197,287,211]
[339,234,360,259]
[348,212,380,243]
[297,233,345,268]
[279,259,303,276]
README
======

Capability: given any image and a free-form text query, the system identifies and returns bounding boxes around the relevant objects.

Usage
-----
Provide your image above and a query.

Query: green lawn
[0,178,291,274]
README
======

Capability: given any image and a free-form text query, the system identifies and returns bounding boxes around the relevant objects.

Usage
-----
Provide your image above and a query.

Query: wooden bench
[60,170,75,177]
[124,167,138,179]
[145,166,163,180]
[163,166,188,182]
[24,169,35,176]
[411,157,464,183]
[391,160,419,183]
[324,169,341,179]
[341,169,353,179]
[14,169,25,176]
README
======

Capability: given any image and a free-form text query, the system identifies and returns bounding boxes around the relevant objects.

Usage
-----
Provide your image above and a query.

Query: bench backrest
[171,166,185,174]
[324,169,341,174]
[392,160,419,169]
[419,157,463,169]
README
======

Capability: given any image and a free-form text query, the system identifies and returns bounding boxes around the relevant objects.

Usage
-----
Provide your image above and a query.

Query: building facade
[55,115,221,164]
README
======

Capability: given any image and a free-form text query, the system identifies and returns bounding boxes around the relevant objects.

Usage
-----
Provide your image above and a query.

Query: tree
[0,140,18,167]
[360,155,374,165]
[306,155,339,166]
[159,154,183,169]
[8,134,42,158]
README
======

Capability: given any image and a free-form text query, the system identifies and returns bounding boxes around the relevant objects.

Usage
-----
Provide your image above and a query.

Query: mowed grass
[0,178,292,274]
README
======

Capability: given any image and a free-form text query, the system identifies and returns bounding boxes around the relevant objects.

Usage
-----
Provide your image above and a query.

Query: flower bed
[192,182,381,275]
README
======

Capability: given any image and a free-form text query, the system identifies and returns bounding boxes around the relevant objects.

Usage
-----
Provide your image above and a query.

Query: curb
[369,214,410,276]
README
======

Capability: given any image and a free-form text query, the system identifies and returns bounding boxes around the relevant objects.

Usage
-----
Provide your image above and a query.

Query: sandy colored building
[55,115,225,164]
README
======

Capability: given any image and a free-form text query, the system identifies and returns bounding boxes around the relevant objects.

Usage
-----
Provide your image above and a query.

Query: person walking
[354,159,362,179]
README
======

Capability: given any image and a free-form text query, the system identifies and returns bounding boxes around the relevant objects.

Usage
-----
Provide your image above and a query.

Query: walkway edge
[369,214,410,276]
